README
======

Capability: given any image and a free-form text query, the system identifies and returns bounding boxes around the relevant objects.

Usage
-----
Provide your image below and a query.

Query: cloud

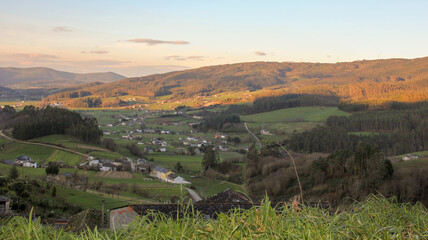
[10,53,57,59]
[254,51,266,56]
[165,55,205,61]
[187,56,204,61]
[81,50,109,54]
[53,26,73,32]
[80,59,128,66]
[127,38,190,46]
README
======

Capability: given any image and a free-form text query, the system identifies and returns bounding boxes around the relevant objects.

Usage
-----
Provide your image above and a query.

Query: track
[0,130,90,157]
[244,123,262,148]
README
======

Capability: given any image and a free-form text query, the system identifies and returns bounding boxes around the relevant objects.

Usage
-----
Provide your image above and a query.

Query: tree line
[11,106,102,144]
[286,103,428,156]
[224,94,339,115]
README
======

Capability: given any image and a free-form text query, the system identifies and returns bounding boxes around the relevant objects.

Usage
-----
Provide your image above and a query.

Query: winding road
[244,123,262,148]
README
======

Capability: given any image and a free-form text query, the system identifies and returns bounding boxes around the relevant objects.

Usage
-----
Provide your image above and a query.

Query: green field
[0,141,85,165]
[241,107,349,141]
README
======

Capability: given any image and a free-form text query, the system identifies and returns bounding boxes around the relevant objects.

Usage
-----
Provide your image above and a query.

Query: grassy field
[0,141,85,165]
[1,196,426,239]
[241,107,349,141]
[148,153,203,175]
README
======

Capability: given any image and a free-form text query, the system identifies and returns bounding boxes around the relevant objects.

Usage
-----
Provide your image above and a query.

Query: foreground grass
[1,196,427,239]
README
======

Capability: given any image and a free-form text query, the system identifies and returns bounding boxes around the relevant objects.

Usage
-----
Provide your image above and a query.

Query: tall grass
[0,196,427,239]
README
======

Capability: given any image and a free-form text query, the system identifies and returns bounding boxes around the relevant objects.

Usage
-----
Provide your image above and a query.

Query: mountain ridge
[48,57,428,104]
[0,67,126,89]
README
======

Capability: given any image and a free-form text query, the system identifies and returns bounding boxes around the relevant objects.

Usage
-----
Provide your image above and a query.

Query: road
[0,130,90,157]
[186,187,202,202]
[244,123,262,148]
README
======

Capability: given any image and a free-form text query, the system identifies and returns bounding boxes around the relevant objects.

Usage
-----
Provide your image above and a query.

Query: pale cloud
[79,59,128,66]
[81,50,109,54]
[254,51,266,56]
[10,53,57,59]
[53,26,73,32]
[165,55,205,61]
[127,38,190,45]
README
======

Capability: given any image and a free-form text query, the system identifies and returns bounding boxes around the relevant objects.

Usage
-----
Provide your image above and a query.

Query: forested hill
[0,67,125,88]
[44,57,428,104]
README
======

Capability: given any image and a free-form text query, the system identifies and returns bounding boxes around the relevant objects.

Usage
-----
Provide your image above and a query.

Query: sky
[1,0,428,77]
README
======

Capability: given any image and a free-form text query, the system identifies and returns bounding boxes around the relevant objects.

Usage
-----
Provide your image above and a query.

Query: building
[166,173,191,184]
[150,166,171,181]
[402,154,419,161]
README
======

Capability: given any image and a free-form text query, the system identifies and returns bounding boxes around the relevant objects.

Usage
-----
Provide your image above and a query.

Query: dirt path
[186,187,202,202]
[0,130,90,157]
[244,123,262,148]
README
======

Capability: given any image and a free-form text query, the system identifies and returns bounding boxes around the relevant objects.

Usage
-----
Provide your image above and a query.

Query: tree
[175,162,184,173]
[9,166,19,180]
[45,165,59,176]
[102,138,118,152]
[246,144,259,166]
[201,146,219,171]
[187,146,195,156]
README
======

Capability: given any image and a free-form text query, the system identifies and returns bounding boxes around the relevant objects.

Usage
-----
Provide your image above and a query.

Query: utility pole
[101,200,105,228]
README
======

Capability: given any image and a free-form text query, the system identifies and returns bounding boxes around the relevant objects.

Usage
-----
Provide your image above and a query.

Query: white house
[89,159,100,167]
[22,161,37,168]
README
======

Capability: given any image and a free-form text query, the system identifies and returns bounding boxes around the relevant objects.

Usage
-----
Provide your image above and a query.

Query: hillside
[0,67,126,89]
[44,57,428,106]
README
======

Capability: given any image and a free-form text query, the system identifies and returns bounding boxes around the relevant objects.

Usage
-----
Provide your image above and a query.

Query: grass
[241,107,349,141]
[148,153,203,175]
[0,196,426,239]
[54,187,128,211]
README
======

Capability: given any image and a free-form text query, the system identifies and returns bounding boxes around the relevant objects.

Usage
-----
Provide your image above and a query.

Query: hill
[44,57,428,106]
[0,67,126,89]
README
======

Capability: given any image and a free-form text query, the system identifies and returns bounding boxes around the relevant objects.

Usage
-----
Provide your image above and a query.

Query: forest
[286,102,428,156]
[196,113,241,131]
[9,106,103,144]
[224,94,339,115]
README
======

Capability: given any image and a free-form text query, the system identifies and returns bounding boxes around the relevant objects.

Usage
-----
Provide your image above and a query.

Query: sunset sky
[1,0,427,77]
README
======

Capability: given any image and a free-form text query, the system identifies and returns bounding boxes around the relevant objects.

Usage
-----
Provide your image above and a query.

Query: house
[100,162,117,172]
[22,161,37,168]
[260,129,273,135]
[159,147,167,152]
[402,154,419,161]
[219,146,229,152]
[89,159,100,167]
[166,173,191,184]
[3,159,15,166]
[161,141,168,147]
[144,146,154,153]
[150,166,171,181]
